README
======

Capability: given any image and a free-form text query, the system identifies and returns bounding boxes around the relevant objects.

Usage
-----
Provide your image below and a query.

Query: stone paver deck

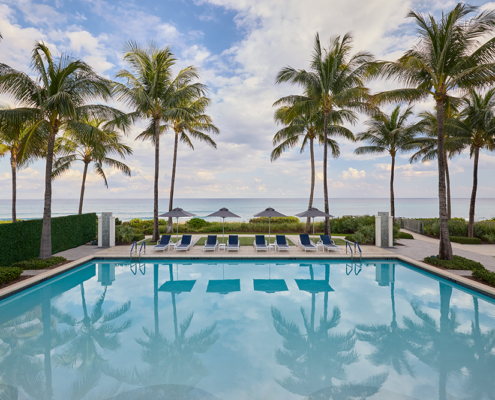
[389,230,495,271]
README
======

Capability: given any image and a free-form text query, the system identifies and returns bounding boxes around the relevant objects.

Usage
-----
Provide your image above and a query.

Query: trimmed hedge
[0,213,97,266]
[424,255,484,270]
[11,256,66,270]
[0,267,23,285]
[398,232,414,240]
[472,268,495,286]
[450,236,482,245]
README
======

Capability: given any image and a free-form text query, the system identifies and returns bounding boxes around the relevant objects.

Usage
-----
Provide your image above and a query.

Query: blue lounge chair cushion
[177,235,192,247]
[300,234,314,247]
[158,235,171,245]
[255,235,266,246]
[320,235,333,245]
[228,236,239,245]
[206,235,217,245]
[276,235,287,245]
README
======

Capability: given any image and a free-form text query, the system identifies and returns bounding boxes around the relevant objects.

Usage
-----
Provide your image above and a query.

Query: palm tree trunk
[170,265,179,340]
[167,131,179,234]
[468,147,479,238]
[153,117,160,242]
[78,162,89,215]
[445,153,451,221]
[323,110,331,235]
[10,155,16,222]
[306,137,316,233]
[390,155,395,220]
[435,99,453,260]
[40,130,57,259]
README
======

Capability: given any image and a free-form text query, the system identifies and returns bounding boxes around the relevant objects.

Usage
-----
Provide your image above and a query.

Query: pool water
[1,259,495,400]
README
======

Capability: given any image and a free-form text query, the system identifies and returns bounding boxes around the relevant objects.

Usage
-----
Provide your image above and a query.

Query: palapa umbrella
[159,208,196,241]
[205,207,241,242]
[295,207,333,243]
[253,207,286,244]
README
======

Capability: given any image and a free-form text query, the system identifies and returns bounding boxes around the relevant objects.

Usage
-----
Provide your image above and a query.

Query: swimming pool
[0,259,494,400]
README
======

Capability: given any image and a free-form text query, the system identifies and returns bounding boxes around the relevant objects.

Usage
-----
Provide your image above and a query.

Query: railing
[354,241,362,262]
[345,241,354,261]
[130,241,137,259]
[400,218,424,234]
[346,262,363,275]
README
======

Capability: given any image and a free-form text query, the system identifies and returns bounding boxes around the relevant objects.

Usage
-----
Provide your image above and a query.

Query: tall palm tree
[368,3,495,260]
[163,92,218,233]
[271,105,346,233]
[52,117,133,214]
[0,42,126,258]
[0,104,46,222]
[115,41,206,241]
[409,109,466,221]
[354,105,423,220]
[275,33,370,235]
[457,90,495,237]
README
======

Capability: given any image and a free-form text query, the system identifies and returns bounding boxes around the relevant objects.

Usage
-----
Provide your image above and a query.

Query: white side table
[268,244,276,252]
[316,242,324,252]
[218,243,227,252]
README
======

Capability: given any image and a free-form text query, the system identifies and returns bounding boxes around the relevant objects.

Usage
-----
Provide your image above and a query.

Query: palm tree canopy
[354,105,424,157]
[369,3,495,105]
[52,117,133,186]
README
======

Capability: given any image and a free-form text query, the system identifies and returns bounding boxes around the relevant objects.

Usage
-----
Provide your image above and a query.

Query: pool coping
[1,253,495,301]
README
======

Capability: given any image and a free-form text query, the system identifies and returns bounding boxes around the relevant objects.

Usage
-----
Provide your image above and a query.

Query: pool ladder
[129,241,146,275]
[345,240,362,262]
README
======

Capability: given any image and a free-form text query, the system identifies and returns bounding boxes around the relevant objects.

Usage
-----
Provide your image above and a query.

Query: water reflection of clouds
[3,260,495,399]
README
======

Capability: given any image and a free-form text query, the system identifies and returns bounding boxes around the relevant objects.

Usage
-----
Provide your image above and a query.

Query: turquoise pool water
[1,259,494,400]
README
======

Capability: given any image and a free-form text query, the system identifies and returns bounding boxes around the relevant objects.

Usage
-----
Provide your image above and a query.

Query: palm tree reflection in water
[272,264,387,399]
[110,263,219,392]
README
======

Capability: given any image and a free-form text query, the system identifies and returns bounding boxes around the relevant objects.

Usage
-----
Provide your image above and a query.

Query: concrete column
[98,212,114,248]
[375,215,382,247]
[376,212,392,248]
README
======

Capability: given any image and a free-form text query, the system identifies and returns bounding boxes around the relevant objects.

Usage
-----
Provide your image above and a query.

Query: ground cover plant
[424,255,495,288]
[421,218,495,243]
[0,267,23,285]
[11,256,66,270]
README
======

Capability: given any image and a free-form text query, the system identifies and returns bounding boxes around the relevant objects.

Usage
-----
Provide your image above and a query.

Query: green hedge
[472,268,495,286]
[398,232,414,240]
[424,255,484,270]
[0,213,97,266]
[450,236,482,244]
[0,267,23,285]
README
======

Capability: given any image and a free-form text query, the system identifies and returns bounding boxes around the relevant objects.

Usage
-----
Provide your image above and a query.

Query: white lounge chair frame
[175,236,193,252]
[254,236,268,252]
[152,236,174,252]
[227,236,240,252]
[203,236,219,252]
[275,236,290,252]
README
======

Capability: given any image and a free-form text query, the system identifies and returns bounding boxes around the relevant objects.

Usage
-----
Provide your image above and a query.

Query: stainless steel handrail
[354,241,362,262]
[345,241,354,261]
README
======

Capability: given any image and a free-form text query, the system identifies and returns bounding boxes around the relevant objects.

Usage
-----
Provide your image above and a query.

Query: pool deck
[2,233,495,301]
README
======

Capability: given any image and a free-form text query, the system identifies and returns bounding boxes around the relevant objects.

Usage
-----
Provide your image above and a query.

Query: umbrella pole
[223,217,225,243]
[176,217,179,241]
[313,217,315,243]
[269,217,271,245]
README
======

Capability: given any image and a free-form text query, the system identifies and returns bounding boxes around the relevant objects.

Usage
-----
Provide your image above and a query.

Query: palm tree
[114,41,206,241]
[271,105,344,233]
[0,104,46,222]
[410,108,466,220]
[52,117,133,214]
[0,42,126,259]
[457,90,495,237]
[275,33,370,235]
[368,3,495,260]
[354,105,423,220]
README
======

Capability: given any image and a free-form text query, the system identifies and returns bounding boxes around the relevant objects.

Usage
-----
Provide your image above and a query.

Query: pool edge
[1,254,494,301]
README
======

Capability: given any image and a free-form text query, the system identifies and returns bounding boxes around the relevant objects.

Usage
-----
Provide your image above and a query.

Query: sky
[1,0,495,200]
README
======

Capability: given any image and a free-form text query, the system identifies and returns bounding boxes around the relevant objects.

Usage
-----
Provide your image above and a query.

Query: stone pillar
[376,212,393,247]
[375,263,395,286]
[98,263,116,286]
[98,212,115,248]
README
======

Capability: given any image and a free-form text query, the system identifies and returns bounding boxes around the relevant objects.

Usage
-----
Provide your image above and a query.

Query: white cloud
[341,167,366,180]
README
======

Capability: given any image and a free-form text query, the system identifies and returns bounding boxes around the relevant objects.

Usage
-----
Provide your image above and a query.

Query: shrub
[345,235,355,242]
[483,233,495,244]
[398,232,414,240]
[0,213,97,267]
[11,256,66,270]
[128,218,153,229]
[133,232,145,242]
[249,216,300,224]
[116,225,135,242]
[0,267,23,285]
[450,236,482,245]
[424,255,484,270]
[186,218,211,230]
[353,224,375,244]
[472,268,495,286]
[115,218,122,226]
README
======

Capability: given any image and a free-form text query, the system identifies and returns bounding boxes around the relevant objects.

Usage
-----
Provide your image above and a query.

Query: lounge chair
[275,235,290,252]
[299,234,317,252]
[175,235,193,252]
[254,235,268,252]
[203,235,218,252]
[319,235,340,253]
[227,235,240,252]
[153,235,173,252]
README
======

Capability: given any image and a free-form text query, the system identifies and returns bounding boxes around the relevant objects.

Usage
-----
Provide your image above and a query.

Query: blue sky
[1,0,495,200]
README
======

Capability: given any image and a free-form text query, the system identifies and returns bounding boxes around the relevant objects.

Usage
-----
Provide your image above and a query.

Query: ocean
[0,198,494,221]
